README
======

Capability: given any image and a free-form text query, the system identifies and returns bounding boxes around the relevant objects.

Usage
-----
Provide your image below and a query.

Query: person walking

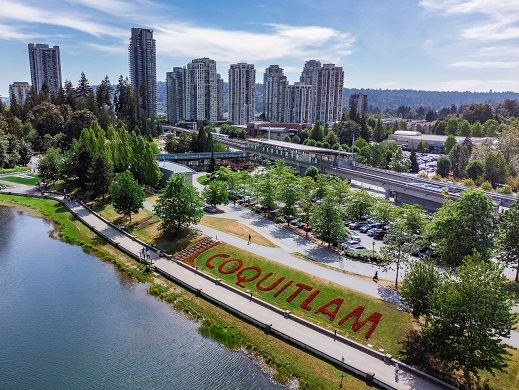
[372,271,379,283]
[247,234,252,245]
[394,362,400,382]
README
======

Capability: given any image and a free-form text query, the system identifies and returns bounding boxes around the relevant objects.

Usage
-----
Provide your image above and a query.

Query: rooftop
[156,161,196,174]
[247,138,353,155]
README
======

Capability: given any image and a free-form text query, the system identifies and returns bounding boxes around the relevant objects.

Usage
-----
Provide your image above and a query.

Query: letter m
[338,306,382,339]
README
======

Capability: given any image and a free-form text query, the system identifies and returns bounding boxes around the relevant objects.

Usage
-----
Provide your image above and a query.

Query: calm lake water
[0,206,285,390]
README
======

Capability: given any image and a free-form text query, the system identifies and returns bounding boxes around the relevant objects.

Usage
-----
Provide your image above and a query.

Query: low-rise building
[157,161,195,186]
[389,130,496,153]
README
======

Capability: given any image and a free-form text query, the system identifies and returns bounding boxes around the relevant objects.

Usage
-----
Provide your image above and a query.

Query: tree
[484,150,508,187]
[449,140,472,178]
[424,254,514,382]
[310,191,347,246]
[381,220,417,288]
[203,180,228,207]
[436,156,451,177]
[430,190,494,266]
[154,174,204,237]
[444,134,457,154]
[37,147,62,182]
[252,168,278,211]
[109,170,145,222]
[465,160,484,181]
[461,103,493,124]
[345,189,372,220]
[446,117,459,135]
[305,165,319,179]
[400,261,440,318]
[416,140,428,153]
[277,173,301,217]
[495,200,519,282]
[88,150,113,198]
[458,119,471,137]
[371,199,397,224]
[399,204,427,235]
[373,118,386,142]
[389,147,410,173]
[310,122,324,141]
[409,149,419,173]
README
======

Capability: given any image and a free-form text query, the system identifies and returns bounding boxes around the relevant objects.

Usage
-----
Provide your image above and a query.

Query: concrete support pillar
[384,189,391,199]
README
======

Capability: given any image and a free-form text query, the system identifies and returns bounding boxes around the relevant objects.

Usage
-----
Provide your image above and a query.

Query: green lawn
[195,243,412,356]
[0,175,40,186]
[197,175,209,185]
[0,166,30,174]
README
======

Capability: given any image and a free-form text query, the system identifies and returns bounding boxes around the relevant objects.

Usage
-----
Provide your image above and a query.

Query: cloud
[450,60,519,69]
[0,23,39,41]
[154,23,354,63]
[420,0,519,41]
[86,43,127,54]
[0,0,127,38]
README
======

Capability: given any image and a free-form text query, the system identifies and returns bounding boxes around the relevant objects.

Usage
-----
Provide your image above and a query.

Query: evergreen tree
[88,150,113,198]
[496,200,519,282]
[410,149,419,173]
[373,118,385,142]
[310,122,324,141]
[9,92,21,118]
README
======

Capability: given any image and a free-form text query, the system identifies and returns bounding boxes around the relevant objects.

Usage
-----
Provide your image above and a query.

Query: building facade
[217,74,224,121]
[9,82,31,106]
[184,58,218,122]
[263,65,288,122]
[285,82,312,123]
[166,67,185,124]
[349,93,368,120]
[300,60,344,124]
[228,63,255,125]
[28,44,62,95]
[129,28,157,118]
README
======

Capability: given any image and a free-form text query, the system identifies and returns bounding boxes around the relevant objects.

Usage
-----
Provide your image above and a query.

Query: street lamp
[372,240,376,257]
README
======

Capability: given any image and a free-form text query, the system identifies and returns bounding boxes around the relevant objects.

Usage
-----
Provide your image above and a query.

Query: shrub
[480,181,493,191]
[461,178,475,187]
[497,184,513,194]
[345,250,383,264]
[331,143,340,150]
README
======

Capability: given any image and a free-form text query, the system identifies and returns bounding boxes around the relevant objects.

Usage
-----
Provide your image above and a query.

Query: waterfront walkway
[0,186,450,390]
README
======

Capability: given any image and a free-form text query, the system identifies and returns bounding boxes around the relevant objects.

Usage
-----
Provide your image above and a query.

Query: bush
[345,250,383,264]
[331,143,340,150]
[497,184,513,194]
[306,139,316,146]
[340,144,351,152]
[275,215,286,224]
[321,142,330,149]
[461,178,475,187]
[480,181,493,191]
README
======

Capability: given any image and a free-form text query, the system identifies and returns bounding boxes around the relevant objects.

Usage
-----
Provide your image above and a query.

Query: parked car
[290,218,301,226]
[347,244,367,251]
[348,222,360,230]
[203,205,218,213]
[373,229,386,240]
[295,221,306,229]
[349,234,361,242]
[359,224,371,233]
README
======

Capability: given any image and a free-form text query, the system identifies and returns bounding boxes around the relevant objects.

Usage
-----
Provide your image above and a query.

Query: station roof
[156,161,196,174]
[247,138,354,156]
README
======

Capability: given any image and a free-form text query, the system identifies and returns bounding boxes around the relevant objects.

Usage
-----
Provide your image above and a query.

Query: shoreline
[0,194,371,390]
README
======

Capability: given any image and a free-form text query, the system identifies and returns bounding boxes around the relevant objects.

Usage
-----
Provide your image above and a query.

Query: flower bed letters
[202,253,383,339]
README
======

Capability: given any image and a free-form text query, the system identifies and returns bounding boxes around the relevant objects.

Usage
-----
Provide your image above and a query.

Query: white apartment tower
[185,58,218,122]
[28,44,62,95]
[263,65,288,122]
[300,60,344,124]
[228,63,255,125]
[9,82,31,106]
[129,28,157,118]
[166,67,185,124]
[285,82,312,123]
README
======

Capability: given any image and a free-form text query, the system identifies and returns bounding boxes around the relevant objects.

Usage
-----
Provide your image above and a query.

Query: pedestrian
[247,234,251,245]
[372,271,379,283]
[394,363,400,382]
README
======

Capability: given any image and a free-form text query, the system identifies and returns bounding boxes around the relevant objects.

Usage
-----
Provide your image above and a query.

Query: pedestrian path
[0,186,450,390]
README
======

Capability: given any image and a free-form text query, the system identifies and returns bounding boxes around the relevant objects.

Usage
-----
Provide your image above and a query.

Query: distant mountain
[155,83,519,115]
[343,88,519,110]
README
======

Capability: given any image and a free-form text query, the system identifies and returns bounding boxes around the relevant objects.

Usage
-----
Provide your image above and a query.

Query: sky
[1,0,519,97]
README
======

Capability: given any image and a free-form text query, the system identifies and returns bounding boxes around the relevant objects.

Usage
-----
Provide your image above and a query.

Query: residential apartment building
[285,82,312,123]
[129,28,157,118]
[349,93,368,120]
[166,67,185,124]
[228,63,255,125]
[300,60,344,124]
[263,65,288,122]
[184,58,218,122]
[28,43,62,95]
[217,74,224,121]
[9,82,31,105]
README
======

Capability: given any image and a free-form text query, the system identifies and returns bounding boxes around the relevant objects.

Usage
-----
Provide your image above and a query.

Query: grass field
[0,175,40,185]
[200,215,277,248]
[93,200,203,254]
[0,193,373,390]
[0,166,30,174]
[195,243,412,355]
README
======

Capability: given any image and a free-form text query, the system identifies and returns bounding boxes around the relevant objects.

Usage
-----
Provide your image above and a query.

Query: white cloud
[450,60,519,69]
[0,0,127,38]
[0,23,38,40]
[154,23,354,63]
[87,43,126,54]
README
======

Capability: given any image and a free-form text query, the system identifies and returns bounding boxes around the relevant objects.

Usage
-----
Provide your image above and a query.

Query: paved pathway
[0,186,448,390]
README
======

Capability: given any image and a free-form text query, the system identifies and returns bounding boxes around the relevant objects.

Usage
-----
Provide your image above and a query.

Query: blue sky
[1,0,518,97]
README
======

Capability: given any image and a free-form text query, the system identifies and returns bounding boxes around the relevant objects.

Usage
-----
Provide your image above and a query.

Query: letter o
[236,266,262,288]
[218,259,243,274]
